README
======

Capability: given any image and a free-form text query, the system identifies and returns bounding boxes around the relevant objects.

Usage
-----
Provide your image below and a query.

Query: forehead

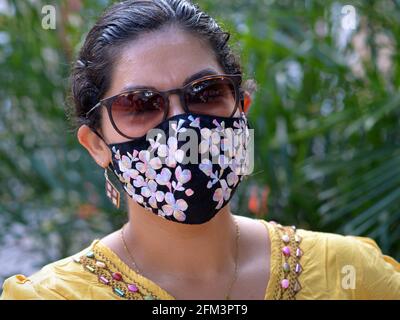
[106,26,224,96]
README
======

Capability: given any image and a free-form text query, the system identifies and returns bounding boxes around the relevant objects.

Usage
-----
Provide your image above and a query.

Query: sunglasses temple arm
[85,102,101,118]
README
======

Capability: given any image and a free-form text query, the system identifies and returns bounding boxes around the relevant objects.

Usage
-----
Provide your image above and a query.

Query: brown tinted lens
[110,90,165,137]
[185,77,236,117]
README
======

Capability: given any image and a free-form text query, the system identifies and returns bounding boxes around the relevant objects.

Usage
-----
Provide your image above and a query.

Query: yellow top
[1,219,399,300]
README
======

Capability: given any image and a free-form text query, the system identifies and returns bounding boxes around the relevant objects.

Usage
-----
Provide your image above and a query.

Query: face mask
[106,112,251,224]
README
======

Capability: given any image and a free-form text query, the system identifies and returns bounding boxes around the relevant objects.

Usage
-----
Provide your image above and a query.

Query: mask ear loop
[91,127,107,143]
[89,128,114,168]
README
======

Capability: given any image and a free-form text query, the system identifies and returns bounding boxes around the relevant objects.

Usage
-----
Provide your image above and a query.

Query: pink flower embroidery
[135,150,162,179]
[213,179,231,209]
[157,137,185,168]
[162,192,188,222]
[118,155,139,182]
[141,180,165,209]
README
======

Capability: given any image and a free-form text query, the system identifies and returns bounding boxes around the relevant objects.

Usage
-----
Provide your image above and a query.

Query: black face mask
[102,112,251,224]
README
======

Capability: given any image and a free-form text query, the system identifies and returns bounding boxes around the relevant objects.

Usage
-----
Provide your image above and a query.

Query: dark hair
[68,0,251,133]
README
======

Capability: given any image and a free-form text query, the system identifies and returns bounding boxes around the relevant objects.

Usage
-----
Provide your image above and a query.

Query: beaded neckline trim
[73,245,158,300]
[268,221,303,300]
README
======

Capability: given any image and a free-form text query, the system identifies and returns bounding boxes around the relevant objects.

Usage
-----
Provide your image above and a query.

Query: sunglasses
[85,73,243,139]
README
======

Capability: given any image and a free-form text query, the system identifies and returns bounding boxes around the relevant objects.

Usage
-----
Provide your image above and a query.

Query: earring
[104,167,120,208]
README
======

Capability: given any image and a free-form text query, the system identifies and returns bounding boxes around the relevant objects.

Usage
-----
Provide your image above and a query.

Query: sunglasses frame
[85,73,243,139]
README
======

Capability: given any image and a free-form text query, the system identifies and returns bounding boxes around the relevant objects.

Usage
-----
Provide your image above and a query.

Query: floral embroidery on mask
[109,112,250,224]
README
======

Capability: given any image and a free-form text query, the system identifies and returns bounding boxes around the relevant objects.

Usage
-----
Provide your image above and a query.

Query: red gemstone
[112,272,123,281]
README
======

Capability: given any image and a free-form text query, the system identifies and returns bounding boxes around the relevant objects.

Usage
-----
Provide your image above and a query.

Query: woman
[1,0,399,300]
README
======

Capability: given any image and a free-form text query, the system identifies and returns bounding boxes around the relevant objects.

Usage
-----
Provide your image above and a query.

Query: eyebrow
[119,68,219,93]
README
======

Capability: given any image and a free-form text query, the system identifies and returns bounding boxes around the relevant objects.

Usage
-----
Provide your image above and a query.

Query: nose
[166,93,185,118]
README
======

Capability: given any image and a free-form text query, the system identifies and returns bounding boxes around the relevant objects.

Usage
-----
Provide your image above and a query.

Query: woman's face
[100,25,237,144]
[78,25,247,168]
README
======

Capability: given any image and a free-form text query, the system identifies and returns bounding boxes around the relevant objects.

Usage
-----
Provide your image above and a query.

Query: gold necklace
[120,223,142,274]
[120,218,240,300]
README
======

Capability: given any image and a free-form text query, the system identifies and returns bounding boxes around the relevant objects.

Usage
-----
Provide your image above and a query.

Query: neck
[123,198,237,281]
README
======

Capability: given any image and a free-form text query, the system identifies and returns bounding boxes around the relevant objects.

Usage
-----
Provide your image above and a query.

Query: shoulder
[290,225,400,299]
[0,240,106,300]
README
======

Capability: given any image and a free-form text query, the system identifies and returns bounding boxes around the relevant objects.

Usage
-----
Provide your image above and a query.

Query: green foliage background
[1,0,399,284]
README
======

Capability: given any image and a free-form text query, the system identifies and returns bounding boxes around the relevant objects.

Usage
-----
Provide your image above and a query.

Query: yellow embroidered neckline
[76,219,302,300]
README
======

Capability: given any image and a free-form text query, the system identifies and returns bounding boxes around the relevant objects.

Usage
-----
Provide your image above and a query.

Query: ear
[77,125,112,168]
[242,90,252,114]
